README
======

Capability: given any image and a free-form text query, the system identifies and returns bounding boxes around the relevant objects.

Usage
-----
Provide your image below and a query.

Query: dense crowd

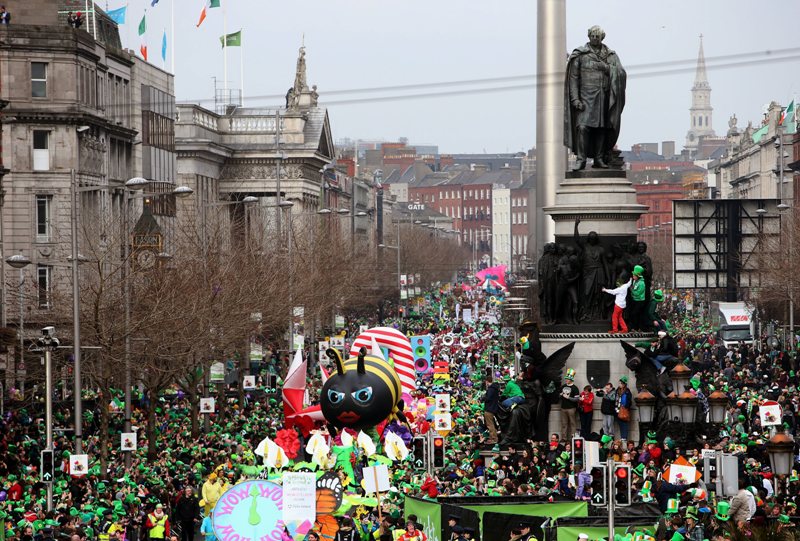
[0,281,798,541]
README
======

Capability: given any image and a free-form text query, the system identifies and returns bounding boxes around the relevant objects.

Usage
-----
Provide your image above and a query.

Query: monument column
[532,0,567,259]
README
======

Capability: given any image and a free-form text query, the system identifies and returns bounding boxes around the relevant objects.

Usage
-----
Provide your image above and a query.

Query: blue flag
[151,0,160,6]
[161,30,167,62]
[106,6,126,24]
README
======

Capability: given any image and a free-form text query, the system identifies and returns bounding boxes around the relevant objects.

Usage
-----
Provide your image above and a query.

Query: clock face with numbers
[136,250,156,269]
[211,481,284,541]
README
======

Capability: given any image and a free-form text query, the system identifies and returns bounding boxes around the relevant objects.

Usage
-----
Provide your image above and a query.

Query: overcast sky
[124,0,800,154]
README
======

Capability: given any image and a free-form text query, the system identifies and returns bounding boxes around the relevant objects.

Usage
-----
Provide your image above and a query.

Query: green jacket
[502,380,525,399]
[631,278,645,302]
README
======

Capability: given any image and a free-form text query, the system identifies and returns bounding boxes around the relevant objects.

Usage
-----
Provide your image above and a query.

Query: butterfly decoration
[314,472,343,541]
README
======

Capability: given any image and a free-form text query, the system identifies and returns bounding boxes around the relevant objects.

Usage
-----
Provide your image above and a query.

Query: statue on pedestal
[574,219,608,321]
[294,46,308,93]
[564,26,626,170]
[537,243,559,325]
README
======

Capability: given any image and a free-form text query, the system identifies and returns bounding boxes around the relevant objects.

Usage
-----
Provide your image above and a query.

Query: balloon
[0,491,7,501]
[321,348,401,431]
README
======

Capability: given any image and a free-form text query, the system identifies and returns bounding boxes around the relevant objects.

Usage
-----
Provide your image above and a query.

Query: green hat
[633,265,644,277]
[670,533,684,541]
[646,431,658,444]
[738,414,745,422]
[778,514,791,525]
[685,506,699,521]
[601,434,613,445]
[565,368,576,381]
[715,501,730,522]
[619,376,628,385]
[690,377,700,390]
[653,289,664,302]
[632,463,645,477]
[665,499,680,515]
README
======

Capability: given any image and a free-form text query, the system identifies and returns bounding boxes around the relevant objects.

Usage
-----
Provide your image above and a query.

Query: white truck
[710,301,754,347]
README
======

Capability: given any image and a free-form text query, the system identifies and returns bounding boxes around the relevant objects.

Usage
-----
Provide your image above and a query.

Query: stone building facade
[710,102,795,201]
[174,48,359,249]
[0,0,177,386]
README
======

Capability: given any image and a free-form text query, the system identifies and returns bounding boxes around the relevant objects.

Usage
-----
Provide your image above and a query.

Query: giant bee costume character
[321,347,405,431]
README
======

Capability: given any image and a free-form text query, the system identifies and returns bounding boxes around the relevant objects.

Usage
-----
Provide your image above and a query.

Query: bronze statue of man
[564,26,626,170]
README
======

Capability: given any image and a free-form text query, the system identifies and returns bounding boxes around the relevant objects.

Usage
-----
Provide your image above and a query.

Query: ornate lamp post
[666,388,698,448]
[707,389,728,424]
[766,430,796,495]
[669,364,692,394]
[636,388,656,443]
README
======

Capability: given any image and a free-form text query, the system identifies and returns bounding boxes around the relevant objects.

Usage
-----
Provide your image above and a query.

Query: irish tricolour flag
[196,0,220,27]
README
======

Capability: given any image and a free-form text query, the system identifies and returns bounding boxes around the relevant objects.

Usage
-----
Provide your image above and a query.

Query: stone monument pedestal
[542,333,646,443]
[544,169,647,242]
[538,169,650,443]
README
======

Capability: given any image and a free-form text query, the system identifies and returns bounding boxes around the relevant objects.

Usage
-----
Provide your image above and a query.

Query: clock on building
[135,249,156,269]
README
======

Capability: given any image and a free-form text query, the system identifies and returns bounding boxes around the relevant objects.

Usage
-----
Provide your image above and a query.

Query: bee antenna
[357,349,366,374]
[327,348,345,376]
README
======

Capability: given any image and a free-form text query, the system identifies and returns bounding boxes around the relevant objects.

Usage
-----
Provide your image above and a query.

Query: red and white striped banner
[349,327,416,394]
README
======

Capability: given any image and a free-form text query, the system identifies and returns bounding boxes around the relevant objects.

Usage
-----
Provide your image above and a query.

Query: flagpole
[223,0,228,106]
[170,0,175,73]
[91,0,97,39]
[240,32,244,107]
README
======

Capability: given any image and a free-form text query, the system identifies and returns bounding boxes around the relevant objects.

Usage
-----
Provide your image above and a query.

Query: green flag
[220,30,242,47]
[138,14,146,36]
[209,0,221,7]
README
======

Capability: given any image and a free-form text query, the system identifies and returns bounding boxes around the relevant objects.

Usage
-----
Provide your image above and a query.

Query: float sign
[212,480,284,541]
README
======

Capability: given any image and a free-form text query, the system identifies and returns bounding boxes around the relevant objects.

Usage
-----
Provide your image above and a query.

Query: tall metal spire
[693,34,710,90]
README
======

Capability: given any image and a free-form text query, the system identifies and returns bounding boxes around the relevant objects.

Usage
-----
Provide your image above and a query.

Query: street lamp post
[70,168,84,453]
[778,203,794,349]
[378,222,402,317]
[766,429,795,495]
[122,178,193,466]
[5,253,31,396]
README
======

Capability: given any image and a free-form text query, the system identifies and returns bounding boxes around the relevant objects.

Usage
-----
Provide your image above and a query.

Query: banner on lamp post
[209,362,225,383]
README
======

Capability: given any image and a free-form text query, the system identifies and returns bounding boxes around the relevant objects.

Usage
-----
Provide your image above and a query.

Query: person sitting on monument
[647,330,680,374]
[500,374,526,410]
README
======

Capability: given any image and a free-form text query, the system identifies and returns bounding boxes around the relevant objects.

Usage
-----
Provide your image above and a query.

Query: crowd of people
[0,279,798,541]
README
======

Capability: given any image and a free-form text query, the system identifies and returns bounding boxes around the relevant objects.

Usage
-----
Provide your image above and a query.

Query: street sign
[41,450,54,483]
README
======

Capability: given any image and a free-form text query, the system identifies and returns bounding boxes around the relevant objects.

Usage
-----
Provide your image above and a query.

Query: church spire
[693,34,710,90]
[684,34,715,152]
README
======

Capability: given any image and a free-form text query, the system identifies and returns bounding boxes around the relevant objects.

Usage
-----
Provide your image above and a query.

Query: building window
[33,130,50,171]
[31,62,48,98]
[37,265,51,308]
[36,195,52,242]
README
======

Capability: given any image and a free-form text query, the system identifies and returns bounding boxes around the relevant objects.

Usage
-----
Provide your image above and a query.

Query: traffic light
[613,464,632,506]
[399,307,405,318]
[589,466,607,507]
[572,437,585,471]
[41,449,54,483]
[431,435,445,468]
[266,373,278,395]
[412,436,427,471]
